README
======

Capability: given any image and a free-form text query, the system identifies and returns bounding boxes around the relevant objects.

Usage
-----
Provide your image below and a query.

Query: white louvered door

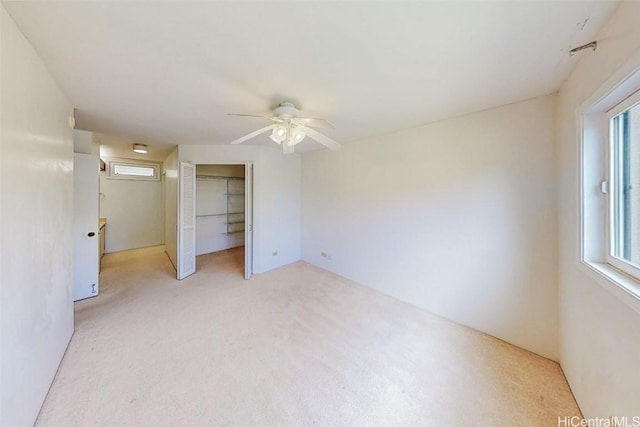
[178,162,196,280]
[244,162,253,279]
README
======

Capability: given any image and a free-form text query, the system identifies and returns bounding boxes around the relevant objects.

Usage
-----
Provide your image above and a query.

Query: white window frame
[605,90,640,280]
[579,54,640,313]
[107,159,161,181]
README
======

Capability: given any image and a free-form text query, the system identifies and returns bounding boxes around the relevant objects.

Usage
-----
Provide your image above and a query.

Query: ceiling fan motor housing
[273,101,301,118]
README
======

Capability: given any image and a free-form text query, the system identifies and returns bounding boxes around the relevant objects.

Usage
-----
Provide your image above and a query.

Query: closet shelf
[225,178,245,235]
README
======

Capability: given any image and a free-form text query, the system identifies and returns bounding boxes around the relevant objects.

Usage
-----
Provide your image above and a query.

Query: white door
[73,153,99,301]
[244,163,253,279]
[178,162,196,280]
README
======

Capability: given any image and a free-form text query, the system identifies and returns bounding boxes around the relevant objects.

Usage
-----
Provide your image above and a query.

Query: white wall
[557,1,640,419]
[302,95,558,360]
[0,6,74,426]
[73,129,93,154]
[99,157,164,253]
[197,164,244,178]
[164,147,178,269]
[179,144,301,274]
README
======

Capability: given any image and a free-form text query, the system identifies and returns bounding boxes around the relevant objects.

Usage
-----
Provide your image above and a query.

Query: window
[108,159,160,181]
[580,62,640,306]
[608,93,640,278]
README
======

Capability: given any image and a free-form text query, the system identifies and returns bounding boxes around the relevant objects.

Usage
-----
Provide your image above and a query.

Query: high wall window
[107,159,160,181]
[608,93,640,279]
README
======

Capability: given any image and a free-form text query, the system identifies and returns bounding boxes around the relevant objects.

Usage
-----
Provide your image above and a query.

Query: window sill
[582,261,640,315]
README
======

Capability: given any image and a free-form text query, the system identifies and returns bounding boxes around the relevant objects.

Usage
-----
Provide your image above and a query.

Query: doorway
[177,162,253,280]
[195,164,245,254]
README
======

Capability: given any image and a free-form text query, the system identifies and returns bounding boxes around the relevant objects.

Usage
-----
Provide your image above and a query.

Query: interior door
[73,153,100,301]
[244,162,253,279]
[178,162,196,280]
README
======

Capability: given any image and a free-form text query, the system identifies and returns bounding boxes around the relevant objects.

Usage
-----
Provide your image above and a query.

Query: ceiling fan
[228,101,341,154]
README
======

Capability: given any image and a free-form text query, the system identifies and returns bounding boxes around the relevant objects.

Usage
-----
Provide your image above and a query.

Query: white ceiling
[4,1,619,155]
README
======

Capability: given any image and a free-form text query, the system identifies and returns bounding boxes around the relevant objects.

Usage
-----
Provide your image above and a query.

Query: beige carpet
[36,246,580,426]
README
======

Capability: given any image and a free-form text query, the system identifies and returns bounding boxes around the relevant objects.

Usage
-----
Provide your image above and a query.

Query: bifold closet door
[244,162,253,280]
[177,162,196,280]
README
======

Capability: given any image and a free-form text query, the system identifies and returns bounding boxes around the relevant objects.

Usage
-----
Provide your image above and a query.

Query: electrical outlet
[272,251,278,256]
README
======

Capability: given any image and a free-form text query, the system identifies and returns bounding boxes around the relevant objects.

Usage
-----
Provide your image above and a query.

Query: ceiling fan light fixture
[228,101,340,151]
[290,128,306,145]
[269,134,281,144]
[269,125,287,144]
[133,143,148,154]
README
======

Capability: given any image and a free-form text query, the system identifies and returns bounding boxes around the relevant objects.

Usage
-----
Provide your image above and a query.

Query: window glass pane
[611,102,640,265]
[113,164,155,177]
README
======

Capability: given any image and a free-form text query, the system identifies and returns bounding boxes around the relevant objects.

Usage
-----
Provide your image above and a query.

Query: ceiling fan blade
[299,125,341,151]
[228,113,273,119]
[282,143,294,155]
[294,117,335,129]
[230,124,276,145]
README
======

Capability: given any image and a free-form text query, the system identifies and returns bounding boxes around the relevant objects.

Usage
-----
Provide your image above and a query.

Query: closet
[195,165,245,256]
